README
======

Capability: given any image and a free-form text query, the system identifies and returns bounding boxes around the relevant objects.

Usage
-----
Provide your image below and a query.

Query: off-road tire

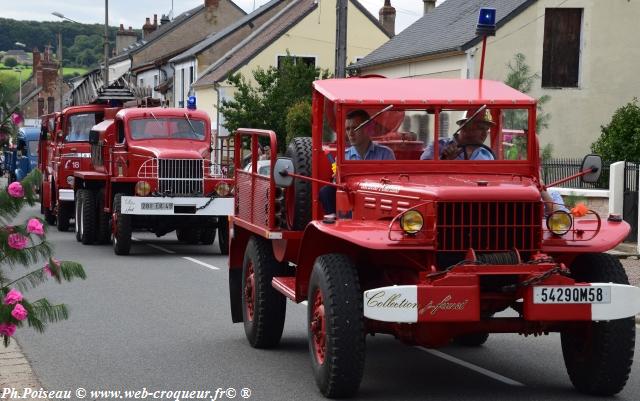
[561,253,635,396]
[308,254,365,398]
[241,236,287,348]
[177,228,200,244]
[284,137,312,230]
[96,190,111,244]
[56,201,72,232]
[74,191,85,242]
[43,182,56,225]
[78,189,97,245]
[218,217,229,255]
[200,227,216,245]
[112,193,132,255]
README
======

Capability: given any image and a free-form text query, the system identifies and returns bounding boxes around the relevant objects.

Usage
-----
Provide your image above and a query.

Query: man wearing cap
[420,109,495,160]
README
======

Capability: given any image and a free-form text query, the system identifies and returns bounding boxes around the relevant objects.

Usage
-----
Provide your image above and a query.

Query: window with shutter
[542,8,582,88]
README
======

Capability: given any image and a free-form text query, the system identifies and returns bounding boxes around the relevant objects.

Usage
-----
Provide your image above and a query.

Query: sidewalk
[0,340,49,401]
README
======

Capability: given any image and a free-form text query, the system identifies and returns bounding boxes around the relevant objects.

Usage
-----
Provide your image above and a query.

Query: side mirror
[580,154,602,183]
[89,129,100,145]
[273,157,294,188]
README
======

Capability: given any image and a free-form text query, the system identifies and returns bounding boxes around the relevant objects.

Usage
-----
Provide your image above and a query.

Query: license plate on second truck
[533,286,611,304]
[141,202,173,210]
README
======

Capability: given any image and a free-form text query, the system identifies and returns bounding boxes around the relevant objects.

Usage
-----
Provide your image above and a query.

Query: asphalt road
[9,204,640,401]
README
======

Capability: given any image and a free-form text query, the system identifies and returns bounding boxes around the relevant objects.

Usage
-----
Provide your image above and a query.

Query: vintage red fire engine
[39,104,108,231]
[71,106,233,255]
[229,77,640,397]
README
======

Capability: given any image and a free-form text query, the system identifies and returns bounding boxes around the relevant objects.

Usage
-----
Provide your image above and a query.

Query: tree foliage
[285,100,312,144]
[590,98,640,161]
[219,56,330,152]
[0,18,130,68]
[3,57,18,68]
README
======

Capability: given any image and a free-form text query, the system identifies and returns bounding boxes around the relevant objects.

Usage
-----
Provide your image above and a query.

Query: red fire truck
[39,105,108,231]
[72,107,233,255]
[229,77,640,397]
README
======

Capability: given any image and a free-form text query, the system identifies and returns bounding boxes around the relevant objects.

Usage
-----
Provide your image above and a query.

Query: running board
[272,277,296,301]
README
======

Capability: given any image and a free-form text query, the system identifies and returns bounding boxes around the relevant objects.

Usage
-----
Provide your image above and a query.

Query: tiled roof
[351,0,534,70]
[170,0,286,64]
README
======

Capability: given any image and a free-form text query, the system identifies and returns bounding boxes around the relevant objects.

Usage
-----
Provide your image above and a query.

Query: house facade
[353,0,640,157]
[191,0,391,135]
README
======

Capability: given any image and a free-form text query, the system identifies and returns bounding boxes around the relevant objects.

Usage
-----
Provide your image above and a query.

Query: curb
[0,339,49,401]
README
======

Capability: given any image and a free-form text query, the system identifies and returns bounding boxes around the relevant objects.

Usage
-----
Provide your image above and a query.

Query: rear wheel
[241,236,287,348]
[112,193,132,255]
[74,191,84,242]
[96,190,110,244]
[308,254,365,398]
[284,137,312,230]
[176,228,200,244]
[56,201,72,232]
[199,227,216,245]
[561,253,635,396]
[218,217,229,255]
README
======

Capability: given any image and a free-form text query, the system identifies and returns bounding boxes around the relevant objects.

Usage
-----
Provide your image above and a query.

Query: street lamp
[52,12,81,110]
[14,42,25,108]
[51,11,80,24]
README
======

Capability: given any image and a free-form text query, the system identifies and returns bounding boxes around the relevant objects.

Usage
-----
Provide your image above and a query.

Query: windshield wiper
[184,113,197,135]
[353,104,394,133]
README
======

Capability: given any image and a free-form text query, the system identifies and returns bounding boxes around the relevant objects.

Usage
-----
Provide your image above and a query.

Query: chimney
[205,0,219,8]
[379,0,396,36]
[153,14,158,28]
[143,17,154,38]
[117,23,138,53]
[32,48,41,70]
[423,0,436,15]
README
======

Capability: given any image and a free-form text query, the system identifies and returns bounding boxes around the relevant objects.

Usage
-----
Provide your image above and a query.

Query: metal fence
[541,158,612,189]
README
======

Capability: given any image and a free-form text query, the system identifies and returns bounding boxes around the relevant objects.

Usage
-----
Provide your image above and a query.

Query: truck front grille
[158,159,203,196]
[436,201,542,252]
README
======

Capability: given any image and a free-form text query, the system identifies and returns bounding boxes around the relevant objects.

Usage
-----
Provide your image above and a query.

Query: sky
[0,0,444,34]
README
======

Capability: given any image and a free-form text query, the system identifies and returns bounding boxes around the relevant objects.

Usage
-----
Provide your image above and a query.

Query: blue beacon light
[187,96,197,110]
[476,7,496,36]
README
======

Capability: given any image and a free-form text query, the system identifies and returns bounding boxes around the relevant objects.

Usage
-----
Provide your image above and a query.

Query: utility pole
[104,0,109,89]
[58,32,63,110]
[335,0,347,78]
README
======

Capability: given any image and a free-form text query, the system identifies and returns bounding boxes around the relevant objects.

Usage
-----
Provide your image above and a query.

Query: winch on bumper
[120,195,234,216]
[363,261,640,323]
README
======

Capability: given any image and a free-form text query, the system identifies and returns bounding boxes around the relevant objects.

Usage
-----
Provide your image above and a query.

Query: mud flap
[229,268,243,323]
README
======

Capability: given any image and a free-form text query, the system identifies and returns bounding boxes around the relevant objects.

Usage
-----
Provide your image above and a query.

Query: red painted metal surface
[310,289,326,365]
[272,277,296,301]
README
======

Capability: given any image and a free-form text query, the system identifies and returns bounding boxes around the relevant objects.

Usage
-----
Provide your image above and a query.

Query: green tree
[285,100,312,144]
[504,53,551,132]
[3,57,17,68]
[590,98,640,161]
[219,56,330,152]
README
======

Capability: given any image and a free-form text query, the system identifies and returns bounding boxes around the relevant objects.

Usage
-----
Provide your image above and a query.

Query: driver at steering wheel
[420,108,495,160]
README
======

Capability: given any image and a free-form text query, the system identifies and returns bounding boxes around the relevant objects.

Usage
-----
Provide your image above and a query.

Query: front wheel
[112,193,132,255]
[308,254,365,398]
[78,189,96,245]
[561,253,635,396]
[241,236,287,348]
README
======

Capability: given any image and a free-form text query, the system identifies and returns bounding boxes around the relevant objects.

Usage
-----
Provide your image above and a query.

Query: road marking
[301,301,308,306]
[182,257,220,270]
[418,347,525,386]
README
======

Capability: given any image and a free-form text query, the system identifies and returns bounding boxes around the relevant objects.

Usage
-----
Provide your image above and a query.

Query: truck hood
[128,141,207,159]
[347,173,542,202]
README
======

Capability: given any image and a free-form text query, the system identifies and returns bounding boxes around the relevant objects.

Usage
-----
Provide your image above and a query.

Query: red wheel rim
[244,261,256,321]
[310,289,326,365]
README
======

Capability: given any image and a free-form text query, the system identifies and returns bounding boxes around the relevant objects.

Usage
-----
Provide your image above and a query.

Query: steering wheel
[457,144,496,160]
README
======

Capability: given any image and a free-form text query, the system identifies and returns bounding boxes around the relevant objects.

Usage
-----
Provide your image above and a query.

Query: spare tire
[284,137,312,230]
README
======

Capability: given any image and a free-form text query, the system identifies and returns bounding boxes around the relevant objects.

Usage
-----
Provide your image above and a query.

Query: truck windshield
[328,106,531,162]
[129,118,206,141]
[65,112,103,142]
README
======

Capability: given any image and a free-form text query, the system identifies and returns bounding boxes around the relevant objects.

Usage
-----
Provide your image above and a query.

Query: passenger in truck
[420,108,495,160]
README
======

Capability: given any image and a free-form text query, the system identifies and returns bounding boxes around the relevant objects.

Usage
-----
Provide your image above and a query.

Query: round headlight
[66,176,74,186]
[135,181,151,196]
[400,210,424,235]
[216,182,232,197]
[546,210,572,236]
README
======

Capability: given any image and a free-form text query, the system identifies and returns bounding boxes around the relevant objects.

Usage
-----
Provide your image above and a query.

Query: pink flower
[7,233,28,250]
[11,304,28,321]
[7,182,24,198]
[10,113,23,126]
[26,218,45,236]
[0,323,17,337]
[3,289,23,305]
[43,259,61,277]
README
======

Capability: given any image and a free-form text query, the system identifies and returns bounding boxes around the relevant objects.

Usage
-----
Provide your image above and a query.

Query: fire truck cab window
[129,118,206,141]
[66,113,102,142]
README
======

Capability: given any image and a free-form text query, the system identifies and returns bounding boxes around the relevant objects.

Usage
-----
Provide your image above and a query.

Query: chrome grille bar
[158,158,203,196]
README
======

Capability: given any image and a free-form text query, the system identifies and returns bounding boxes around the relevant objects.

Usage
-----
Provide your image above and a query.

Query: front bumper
[363,282,640,323]
[121,196,233,216]
[59,189,74,202]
